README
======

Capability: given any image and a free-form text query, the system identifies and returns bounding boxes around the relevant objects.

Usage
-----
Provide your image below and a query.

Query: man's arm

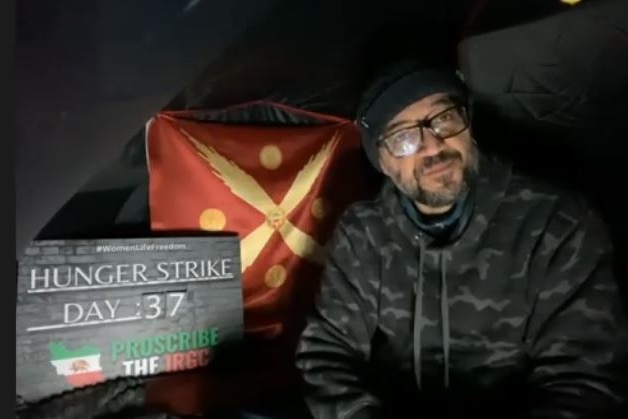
[525,205,628,419]
[295,222,383,419]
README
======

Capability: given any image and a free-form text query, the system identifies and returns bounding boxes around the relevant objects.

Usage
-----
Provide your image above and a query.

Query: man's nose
[418,130,445,156]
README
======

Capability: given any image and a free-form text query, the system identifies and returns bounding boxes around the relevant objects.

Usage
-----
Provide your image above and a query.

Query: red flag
[145,102,377,414]
[147,102,375,342]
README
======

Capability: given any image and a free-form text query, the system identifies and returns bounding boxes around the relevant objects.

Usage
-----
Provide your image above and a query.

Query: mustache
[418,150,463,174]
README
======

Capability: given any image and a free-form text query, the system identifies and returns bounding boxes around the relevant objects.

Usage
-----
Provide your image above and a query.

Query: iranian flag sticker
[49,342,106,387]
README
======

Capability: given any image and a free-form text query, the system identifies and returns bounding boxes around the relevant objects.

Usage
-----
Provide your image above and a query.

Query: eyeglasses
[377,105,469,158]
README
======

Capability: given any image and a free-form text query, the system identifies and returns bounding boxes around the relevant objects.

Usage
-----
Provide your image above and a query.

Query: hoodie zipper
[439,250,451,389]
[413,235,426,391]
[413,237,452,391]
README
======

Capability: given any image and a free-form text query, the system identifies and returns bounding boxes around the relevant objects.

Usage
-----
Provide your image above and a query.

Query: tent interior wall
[20,0,628,307]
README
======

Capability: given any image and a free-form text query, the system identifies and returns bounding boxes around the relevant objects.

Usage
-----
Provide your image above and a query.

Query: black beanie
[355,61,468,171]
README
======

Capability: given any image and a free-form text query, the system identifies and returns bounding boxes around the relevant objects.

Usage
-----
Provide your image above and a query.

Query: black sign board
[16,237,243,403]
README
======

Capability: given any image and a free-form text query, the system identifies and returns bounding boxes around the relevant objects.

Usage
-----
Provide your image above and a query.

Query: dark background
[15,0,628,265]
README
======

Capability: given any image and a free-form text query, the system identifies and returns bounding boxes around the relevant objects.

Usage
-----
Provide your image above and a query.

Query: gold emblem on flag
[199,208,227,231]
[260,145,283,170]
[311,197,328,220]
[182,129,339,271]
[71,359,90,373]
[265,264,287,288]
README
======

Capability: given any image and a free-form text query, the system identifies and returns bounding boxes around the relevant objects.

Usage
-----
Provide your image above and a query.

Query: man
[295,61,628,419]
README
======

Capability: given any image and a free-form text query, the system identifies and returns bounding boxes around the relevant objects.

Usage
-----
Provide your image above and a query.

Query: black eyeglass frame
[376,104,470,157]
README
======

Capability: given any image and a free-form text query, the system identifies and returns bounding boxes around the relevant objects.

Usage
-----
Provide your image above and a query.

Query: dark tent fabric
[15,0,282,256]
[20,0,628,251]
[458,0,628,288]
[460,0,628,148]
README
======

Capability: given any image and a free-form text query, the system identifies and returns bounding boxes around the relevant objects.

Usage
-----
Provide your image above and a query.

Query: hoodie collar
[399,189,472,238]
[380,152,512,249]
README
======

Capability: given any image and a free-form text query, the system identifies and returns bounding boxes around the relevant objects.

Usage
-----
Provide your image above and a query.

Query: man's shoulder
[329,193,390,248]
[506,163,598,223]
[337,194,386,227]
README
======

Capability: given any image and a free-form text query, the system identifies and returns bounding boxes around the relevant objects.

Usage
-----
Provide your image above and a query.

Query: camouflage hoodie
[295,154,628,419]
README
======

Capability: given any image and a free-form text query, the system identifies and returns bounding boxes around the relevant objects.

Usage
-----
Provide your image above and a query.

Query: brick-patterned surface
[16,237,244,402]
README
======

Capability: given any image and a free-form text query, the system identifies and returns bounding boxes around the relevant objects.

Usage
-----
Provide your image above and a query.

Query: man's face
[378,93,479,211]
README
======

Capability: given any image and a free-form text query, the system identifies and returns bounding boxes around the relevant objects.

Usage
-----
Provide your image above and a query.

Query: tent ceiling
[16,0,281,255]
[15,0,626,254]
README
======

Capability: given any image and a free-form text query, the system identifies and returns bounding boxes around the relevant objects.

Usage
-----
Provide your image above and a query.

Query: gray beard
[398,143,480,208]
[410,173,471,208]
